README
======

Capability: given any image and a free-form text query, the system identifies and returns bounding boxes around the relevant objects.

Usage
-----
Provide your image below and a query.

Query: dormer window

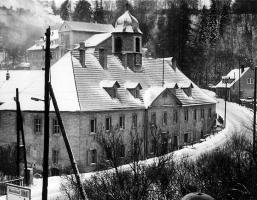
[100,80,120,99]
[182,83,193,97]
[114,37,122,53]
[125,82,142,99]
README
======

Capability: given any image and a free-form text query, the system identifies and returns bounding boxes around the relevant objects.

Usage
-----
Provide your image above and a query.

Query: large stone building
[215,67,254,102]
[0,11,216,174]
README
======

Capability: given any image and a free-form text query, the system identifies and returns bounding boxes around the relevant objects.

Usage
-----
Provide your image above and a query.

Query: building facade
[0,11,216,174]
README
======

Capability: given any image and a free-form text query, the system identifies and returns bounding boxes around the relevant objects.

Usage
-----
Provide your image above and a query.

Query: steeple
[112,9,143,72]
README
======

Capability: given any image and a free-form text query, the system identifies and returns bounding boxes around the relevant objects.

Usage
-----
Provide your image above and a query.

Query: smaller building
[215,67,254,102]
[59,21,114,55]
[27,30,60,70]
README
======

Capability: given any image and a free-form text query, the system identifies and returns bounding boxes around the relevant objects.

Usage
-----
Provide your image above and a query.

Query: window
[105,117,112,131]
[119,115,125,129]
[163,112,167,125]
[105,146,112,160]
[247,78,254,84]
[53,118,60,134]
[201,109,205,119]
[114,37,122,53]
[208,108,212,118]
[34,118,41,133]
[120,144,125,158]
[91,149,97,164]
[132,114,137,128]
[173,136,178,148]
[173,110,178,123]
[184,133,188,143]
[52,150,59,164]
[151,113,156,124]
[135,37,140,52]
[194,109,197,121]
[90,118,96,133]
[184,110,188,121]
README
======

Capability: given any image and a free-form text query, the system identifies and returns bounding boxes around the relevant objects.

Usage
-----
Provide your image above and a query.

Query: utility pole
[16,88,28,185]
[16,89,20,178]
[49,83,87,200]
[42,27,51,200]
[162,48,164,87]
[253,66,257,159]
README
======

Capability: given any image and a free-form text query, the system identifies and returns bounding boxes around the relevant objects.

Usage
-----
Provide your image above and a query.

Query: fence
[0,177,23,196]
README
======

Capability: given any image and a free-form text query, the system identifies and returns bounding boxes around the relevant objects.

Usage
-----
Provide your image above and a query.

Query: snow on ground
[0,89,253,200]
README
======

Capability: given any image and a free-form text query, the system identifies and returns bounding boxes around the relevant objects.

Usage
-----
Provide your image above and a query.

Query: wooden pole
[16,88,28,185]
[42,27,51,200]
[16,88,20,178]
[49,83,87,200]
[253,66,257,159]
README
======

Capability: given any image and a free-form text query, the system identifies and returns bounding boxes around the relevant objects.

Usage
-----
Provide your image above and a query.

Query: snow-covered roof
[124,81,142,89]
[27,43,59,51]
[61,21,114,33]
[0,51,216,112]
[84,33,111,47]
[27,30,59,51]
[114,10,142,34]
[215,67,250,88]
[0,53,80,111]
[99,80,120,88]
[73,33,111,49]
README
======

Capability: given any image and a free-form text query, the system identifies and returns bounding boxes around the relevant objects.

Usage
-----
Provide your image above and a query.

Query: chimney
[6,71,10,80]
[172,57,177,70]
[99,47,107,69]
[79,42,85,67]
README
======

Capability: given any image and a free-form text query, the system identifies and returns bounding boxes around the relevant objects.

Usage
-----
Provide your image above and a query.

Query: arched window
[114,37,122,53]
[135,37,140,52]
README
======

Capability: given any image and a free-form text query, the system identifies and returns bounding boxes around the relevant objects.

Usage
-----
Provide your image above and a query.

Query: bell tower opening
[135,37,140,53]
[114,37,122,53]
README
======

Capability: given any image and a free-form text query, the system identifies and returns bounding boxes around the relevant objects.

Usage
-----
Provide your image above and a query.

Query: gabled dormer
[112,9,143,72]
[124,81,142,98]
[181,83,193,97]
[100,80,120,98]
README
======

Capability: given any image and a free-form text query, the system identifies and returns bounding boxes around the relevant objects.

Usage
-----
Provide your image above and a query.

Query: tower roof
[114,10,142,34]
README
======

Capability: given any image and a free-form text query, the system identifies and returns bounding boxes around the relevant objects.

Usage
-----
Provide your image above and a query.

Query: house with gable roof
[0,10,216,174]
[215,67,254,102]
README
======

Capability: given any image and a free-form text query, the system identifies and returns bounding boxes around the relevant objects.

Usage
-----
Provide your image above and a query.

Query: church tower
[112,9,142,72]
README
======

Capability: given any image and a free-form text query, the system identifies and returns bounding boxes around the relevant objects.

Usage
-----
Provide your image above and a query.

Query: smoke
[0,0,62,59]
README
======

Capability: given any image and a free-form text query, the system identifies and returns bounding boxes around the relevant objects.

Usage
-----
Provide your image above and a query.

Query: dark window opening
[119,115,125,129]
[52,150,59,164]
[90,118,96,133]
[135,37,140,52]
[132,114,137,128]
[105,117,112,131]
[151,113,156,124]
[115,37,122,53]
[184,133,188,143]
[163,112,167,125]
[91,149,97,164]
[194,109,197,121]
